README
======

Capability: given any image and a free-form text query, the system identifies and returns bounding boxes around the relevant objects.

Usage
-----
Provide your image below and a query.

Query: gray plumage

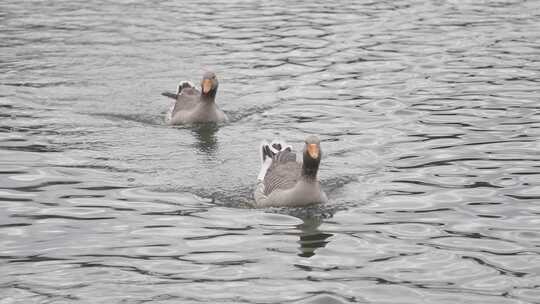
[165,72,228,125]
[262,149,299,195]
[254,136,328,207]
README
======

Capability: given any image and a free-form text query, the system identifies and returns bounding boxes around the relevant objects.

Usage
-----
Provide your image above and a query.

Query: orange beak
[307,143,319,159]
[202,79,212,94]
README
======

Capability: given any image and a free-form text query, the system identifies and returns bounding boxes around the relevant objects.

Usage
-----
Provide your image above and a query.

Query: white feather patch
[257,157,273,181]
[178,81,195,93]
[269,139,292,152]
[257,139,293,181]
[259,141,270,165]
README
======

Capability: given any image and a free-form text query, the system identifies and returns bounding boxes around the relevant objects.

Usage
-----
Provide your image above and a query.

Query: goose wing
[262,149,301,195]
[171,83,200,115]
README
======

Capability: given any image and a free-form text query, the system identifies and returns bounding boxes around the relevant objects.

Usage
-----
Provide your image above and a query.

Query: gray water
[1,0,540,303]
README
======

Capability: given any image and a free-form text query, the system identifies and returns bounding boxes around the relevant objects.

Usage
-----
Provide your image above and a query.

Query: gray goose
[163,71,228,124]
[254,135,328,207]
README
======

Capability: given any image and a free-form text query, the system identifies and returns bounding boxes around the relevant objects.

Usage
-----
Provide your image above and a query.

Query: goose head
[201,71,219,100]
[302,135,321,179]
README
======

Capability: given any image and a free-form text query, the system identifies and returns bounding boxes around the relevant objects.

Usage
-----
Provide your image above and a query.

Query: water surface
[1,0,540,303]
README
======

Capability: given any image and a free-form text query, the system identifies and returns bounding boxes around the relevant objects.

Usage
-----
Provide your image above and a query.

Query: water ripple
[1,0,540,303]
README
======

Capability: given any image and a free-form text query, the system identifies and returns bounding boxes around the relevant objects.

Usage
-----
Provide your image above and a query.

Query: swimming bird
[254,135,328,207]
[162,71,228,124]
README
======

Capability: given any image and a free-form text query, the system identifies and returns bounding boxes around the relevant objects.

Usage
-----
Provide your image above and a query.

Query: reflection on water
[190,123,220,154]
[1,0,540,303]
[297,217,332,258]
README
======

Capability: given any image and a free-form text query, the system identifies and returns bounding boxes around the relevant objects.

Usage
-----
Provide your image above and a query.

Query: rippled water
[2,0,540,303]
